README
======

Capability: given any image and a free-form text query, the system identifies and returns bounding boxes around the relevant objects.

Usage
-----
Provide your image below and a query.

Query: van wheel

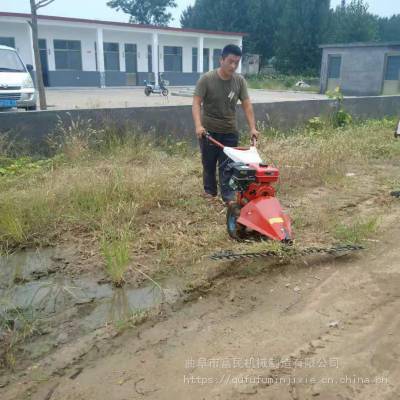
[26,106,37,111]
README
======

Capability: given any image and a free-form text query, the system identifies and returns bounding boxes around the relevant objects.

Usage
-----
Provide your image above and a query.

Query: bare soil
[1,164,400,400]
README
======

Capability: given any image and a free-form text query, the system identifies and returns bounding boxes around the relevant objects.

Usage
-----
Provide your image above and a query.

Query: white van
[0,45,37,111]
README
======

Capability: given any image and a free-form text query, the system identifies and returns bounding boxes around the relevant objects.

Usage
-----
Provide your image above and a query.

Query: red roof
[0,12,246,37]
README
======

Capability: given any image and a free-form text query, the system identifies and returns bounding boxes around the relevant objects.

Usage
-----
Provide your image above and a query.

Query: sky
[0,0,398,28]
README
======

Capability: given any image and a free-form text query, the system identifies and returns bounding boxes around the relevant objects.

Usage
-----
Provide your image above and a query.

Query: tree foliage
[378,15,400,42]
[274,0,331,74]
[107,0,177,26]
[180,0,398,74]
[329,0,379,43]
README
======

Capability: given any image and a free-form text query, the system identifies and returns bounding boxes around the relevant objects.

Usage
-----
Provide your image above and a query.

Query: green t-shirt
[194,70,249,134]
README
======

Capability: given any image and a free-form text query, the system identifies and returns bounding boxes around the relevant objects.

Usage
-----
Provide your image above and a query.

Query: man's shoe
[390,191,400,198]
[202,192,218,201]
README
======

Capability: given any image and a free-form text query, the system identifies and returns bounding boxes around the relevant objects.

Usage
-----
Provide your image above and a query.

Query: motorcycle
[144,73,169,97]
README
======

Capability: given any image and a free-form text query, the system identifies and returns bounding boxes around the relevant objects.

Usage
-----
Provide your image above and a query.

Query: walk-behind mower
[204,132,292,242]
[204,132,363,261]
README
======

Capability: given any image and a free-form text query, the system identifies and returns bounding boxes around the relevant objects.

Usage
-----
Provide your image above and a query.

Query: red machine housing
[235,163,292,242]
[203,132,292,242]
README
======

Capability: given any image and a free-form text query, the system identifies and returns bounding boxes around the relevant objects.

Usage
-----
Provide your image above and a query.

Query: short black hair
[221,44,242,59]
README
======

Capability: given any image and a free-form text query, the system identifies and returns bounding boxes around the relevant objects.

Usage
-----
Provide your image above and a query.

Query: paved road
[44,87,326,110]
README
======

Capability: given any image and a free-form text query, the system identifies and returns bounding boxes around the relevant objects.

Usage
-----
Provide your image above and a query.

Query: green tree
[107,0,177,26]
[378,15,400,42]
[329,0,379,43]
[180,0,251,31]
[180,0,281,64]
[180,0,394,75]
[245,0,284,62]
[274,0,331,74]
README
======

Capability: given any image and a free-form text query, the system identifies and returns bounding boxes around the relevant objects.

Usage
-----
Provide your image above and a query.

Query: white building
[0,12,244,87]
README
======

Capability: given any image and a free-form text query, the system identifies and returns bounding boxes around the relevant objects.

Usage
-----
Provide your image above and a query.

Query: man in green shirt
[192,44,260,204]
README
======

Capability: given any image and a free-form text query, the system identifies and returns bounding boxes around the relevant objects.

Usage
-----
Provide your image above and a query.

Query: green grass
[246,73,320,92]
[0,117,399,277]
[101,235,131,287]
[259,118,400,190]
[334,217,379,244]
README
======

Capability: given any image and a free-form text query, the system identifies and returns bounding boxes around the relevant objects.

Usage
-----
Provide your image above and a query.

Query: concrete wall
[48,71,100,87]
[320,45,400,96]
[163,72,200,85]
[1,96,400,154]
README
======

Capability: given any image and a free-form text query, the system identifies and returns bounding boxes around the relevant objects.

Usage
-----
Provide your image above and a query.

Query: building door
[203,48,210,72]
[39,39,49,87]
[327,55,342,92]
[125,44,137,85]
[383,54,400,95]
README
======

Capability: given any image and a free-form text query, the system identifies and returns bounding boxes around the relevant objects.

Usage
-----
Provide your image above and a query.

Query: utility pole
[28,0,56,110]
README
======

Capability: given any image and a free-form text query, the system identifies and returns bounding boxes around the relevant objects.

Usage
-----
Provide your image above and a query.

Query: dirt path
[2,201,399,400]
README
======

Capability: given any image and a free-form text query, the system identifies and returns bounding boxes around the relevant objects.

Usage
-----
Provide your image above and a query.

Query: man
[192,44,260,205]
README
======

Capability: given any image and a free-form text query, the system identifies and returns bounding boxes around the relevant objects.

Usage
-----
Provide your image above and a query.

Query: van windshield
[0,49,26,72]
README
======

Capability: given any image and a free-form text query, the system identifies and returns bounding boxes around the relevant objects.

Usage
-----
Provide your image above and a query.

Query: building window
[203,48,210,72]
[385,55,400,80]
[192,48,198,73]
[54,40,82,70]
[213,49,222,69]
[148,45,152,73]
[104,42,120,71]
[125,44,137,73]
[164,46,182,72]
[327,55,342,79]
[0,37,15,48]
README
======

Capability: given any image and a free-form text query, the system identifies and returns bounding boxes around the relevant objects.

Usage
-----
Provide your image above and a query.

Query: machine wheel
[144,87,151,96]
[162,88,169,97]
[226,203,247,240]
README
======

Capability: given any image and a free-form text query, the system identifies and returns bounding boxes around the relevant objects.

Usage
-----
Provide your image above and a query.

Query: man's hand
[242,99,260,144]
[250,128,260,141]
[196,125,206,139]
[193,96,206,139]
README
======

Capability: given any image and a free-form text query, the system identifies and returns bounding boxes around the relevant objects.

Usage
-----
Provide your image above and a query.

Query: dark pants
[199,132,239,202]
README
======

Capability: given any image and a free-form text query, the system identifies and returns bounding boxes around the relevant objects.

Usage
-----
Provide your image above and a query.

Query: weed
[47,114,107,159]
[0,300,39,369]
[334,217,379,244]
[101,235,131,287]
[326,87,352,127]
[113,309,148,332]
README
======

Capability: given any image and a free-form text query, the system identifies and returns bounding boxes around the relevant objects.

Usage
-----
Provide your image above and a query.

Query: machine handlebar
[204,131,257,149]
